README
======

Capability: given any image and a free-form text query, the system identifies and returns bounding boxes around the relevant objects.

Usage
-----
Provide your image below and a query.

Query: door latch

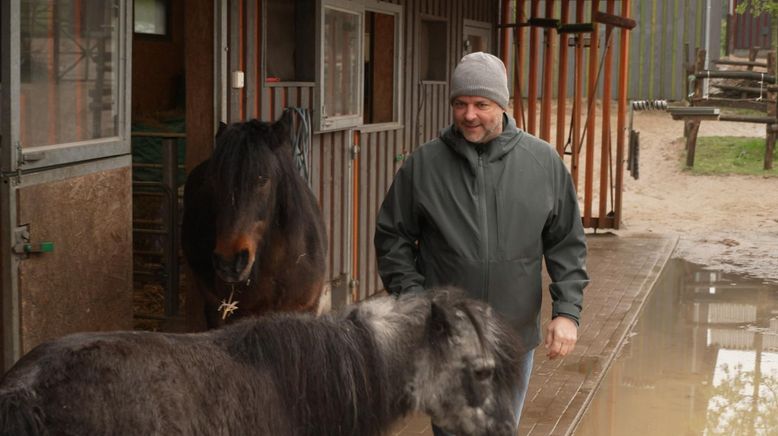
[12,225,54,256]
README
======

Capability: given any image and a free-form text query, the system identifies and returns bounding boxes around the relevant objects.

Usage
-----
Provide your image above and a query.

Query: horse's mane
[220,311,399,436]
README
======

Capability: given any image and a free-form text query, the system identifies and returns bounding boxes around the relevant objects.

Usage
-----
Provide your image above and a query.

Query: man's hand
[544,316,578,360]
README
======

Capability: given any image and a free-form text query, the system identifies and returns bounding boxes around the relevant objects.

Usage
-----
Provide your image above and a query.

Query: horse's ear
[271,110,294,148]
[428,301,452,343]
[216,121,228,138]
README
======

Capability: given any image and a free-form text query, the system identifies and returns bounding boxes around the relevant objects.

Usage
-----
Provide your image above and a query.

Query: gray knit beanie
[450,52,509,110]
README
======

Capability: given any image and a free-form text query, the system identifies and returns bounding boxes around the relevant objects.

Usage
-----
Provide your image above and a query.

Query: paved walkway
[391,232,678,436]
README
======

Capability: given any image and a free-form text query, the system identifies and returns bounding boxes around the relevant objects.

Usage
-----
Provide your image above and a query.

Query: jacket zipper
[477,153,489,301]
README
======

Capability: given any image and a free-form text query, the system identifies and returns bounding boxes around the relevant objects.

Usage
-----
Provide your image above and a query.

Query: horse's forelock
[209,121,281,208]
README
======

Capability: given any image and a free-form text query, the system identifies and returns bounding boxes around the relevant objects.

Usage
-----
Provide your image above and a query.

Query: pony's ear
[428,301,452,343]
[215,121,228,138]
[271,110,294,148]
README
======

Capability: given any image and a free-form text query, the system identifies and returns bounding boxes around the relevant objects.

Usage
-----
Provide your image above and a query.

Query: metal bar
[499,0,511,66]
[539,0,555,141]
[513,0,526,130]
[598,0,615,227]
[527,0,540,135]
[583,0,599,227]
[571,0,585,191]
[718,115,776,123]
[555,0,571,156]
[614,0,631,230]
[1,0,21,372]
[161,138,180,317]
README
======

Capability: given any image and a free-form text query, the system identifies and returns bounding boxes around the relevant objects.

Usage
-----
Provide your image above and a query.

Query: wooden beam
[592,10,636,29]
[694,70,776,83]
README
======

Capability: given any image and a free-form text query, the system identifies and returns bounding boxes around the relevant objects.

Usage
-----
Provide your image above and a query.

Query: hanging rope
[757,73,765,102]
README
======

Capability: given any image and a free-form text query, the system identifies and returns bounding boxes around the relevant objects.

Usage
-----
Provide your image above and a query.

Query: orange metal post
[583,0,599,228]
[540,0,555,142]
[555,0,570,157]
[571,0,585,191]
[513,0,526,130]
[500,0,511,66]
[527,0,539,135]
[598,0,614,225]
[614,0,631,229]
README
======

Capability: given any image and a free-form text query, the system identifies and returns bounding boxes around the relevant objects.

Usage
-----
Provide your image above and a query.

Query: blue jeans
[432,349,535,436]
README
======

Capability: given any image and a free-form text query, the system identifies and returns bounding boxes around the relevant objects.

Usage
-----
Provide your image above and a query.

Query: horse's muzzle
[212,249,252,283]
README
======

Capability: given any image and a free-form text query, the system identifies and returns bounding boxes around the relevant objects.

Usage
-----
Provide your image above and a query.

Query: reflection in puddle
[574,259,778,436]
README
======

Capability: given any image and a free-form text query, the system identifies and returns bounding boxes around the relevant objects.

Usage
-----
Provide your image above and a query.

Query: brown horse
[181,111,326,329]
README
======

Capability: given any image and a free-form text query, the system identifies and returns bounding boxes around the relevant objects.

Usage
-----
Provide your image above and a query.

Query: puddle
[574,259,778,436]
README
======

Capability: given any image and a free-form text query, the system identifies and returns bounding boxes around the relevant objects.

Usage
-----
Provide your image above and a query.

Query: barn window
[316,1,363,131]
[265,0,315,83]
[363,2,402,126]
[420,18,447,82]
[134,0,169,37]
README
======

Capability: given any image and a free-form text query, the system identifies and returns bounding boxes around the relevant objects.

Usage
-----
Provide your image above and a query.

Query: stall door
[1,0,133,371]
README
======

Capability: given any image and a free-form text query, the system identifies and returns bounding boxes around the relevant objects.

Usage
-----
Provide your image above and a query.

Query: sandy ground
[612,110,778,282]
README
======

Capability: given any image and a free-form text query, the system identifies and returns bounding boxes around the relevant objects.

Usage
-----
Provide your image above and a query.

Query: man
[374,52,589,434]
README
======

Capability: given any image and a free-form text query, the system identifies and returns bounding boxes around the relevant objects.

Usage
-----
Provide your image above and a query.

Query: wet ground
[573,259,778,436]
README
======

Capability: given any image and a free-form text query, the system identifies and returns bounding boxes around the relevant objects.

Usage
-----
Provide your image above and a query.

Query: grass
[687,136,778,177]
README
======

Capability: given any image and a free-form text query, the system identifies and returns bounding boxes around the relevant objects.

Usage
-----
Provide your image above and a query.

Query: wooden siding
[226,0,499,302]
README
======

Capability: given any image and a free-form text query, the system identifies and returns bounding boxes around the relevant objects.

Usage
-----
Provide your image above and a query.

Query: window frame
[133,0,171,39]
[314,0,364,132]
[418,15,449,85]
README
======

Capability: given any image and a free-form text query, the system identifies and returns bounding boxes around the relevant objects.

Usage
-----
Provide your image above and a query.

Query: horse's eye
[257,176,269,187]
[473,367,493,381]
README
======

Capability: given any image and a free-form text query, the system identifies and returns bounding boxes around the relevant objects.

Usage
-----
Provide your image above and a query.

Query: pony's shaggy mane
[222,312,398,436]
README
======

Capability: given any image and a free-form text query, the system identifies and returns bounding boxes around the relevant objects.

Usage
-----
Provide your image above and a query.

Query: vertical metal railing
[131,132,185,323]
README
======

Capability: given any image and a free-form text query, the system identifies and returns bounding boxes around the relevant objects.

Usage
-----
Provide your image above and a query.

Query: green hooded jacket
[374,114,589,349]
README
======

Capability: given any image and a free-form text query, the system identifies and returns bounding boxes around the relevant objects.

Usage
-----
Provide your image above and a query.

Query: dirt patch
[614,110,778,282]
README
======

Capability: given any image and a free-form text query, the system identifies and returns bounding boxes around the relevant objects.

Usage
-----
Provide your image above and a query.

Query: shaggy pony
[0,289,525,436]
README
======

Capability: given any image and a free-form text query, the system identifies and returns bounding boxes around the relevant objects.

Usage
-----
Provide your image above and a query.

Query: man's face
[452,96,504,144]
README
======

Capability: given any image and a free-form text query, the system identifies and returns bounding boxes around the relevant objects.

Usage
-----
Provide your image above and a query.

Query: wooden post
[539,0,555,142]
[766,126,775,170]
[686,120,701,167]
[614,0,631,229]
[766,51,776,170]
[555,0,570,156]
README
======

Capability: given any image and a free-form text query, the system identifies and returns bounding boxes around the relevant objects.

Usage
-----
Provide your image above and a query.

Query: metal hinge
[350,145,360,160]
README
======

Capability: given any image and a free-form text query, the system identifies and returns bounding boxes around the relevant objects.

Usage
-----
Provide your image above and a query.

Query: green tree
[735,0,778,50]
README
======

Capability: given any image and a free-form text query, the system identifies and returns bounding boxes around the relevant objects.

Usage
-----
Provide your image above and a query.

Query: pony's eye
[257,176,269,186]
[473,367,493,381]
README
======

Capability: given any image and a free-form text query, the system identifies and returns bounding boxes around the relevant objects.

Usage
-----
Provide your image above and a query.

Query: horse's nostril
[236,249,250,270]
